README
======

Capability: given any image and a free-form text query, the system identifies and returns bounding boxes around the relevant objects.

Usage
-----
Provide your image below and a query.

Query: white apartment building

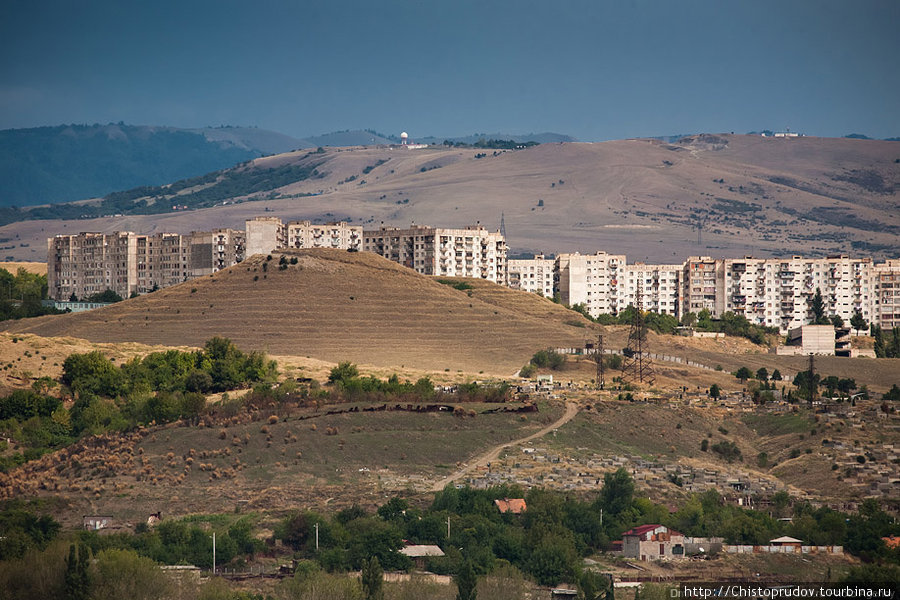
[363,224,508,284]
[508,254,555,297]
[245,216,363,256]
[556,252,626,317]
[721,255,875,332]
[621,263,682,316]
[286,220,361,251]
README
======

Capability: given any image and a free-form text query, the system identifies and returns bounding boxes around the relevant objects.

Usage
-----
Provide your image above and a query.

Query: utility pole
[447,516,451,539]
[315,522,319,551]
[622,282,655,385]
[594,333,606,389]
[212,531,216,575]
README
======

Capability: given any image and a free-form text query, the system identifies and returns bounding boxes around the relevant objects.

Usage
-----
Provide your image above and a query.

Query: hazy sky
[1,0,898,141]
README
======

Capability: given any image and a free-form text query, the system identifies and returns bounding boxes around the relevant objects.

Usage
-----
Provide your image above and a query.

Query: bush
[711,441,741,462]
[530,350,566,371]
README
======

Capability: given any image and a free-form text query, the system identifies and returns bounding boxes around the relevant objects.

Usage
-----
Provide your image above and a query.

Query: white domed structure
[400,132,409,144]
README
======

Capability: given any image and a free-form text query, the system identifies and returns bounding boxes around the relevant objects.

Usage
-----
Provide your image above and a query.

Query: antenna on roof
[500,212,507,238]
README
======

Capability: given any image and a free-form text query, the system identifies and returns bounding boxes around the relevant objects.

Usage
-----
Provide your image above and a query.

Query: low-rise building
[621,524,685,561]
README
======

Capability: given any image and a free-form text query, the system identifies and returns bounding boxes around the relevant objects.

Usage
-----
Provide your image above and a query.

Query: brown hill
[3,134,898,263]
[0,249,594,374]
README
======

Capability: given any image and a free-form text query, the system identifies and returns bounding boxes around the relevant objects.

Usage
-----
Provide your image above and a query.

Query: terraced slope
[0,249,594,374]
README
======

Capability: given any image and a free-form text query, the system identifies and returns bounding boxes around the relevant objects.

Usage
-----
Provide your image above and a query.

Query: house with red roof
[494,498,527,514]
[621,524,685,561]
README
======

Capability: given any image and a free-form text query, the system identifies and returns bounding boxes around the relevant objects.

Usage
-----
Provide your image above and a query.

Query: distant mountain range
[0,124,576,208]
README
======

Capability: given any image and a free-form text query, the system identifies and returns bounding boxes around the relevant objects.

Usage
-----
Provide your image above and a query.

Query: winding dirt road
[429,401,579,492]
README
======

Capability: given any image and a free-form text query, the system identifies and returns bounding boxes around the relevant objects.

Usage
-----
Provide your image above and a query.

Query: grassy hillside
[3,134,897,263]
[0,249,595,374]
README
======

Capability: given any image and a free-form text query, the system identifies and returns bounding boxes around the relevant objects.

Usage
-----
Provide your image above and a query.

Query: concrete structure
[621,263,681,316]
[508,254,554,297]
[287,220,362,251]
[621,524,685,561]
[776,325,838,356]
[556,251,626,317]
[47,228,244,301]
[245,216,286,257]
[682,256,722,317]
[363,224,507,284]
[246,217,364,257]
[875,259,900,330]
[185,228,245,278]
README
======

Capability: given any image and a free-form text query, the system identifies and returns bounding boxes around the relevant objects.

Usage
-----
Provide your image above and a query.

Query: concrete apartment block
[508,254,555,297]
[556,252,626,318]
[363,224,508,285]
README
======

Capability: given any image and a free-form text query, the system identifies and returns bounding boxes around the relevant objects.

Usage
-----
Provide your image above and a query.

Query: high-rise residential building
[245,217,362,256]
[508,254,555,297]
[47,229,244,301]
[620,263,682,316]
[286,220,362,251]
[363,224,508,284]
[681,256,722,317]
[187,228,246,278]
[875,259,900,330]
[556,252,626,317]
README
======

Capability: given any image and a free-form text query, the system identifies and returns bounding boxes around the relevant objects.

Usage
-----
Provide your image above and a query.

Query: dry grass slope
[3,134,898,263]
[1,249,592,374]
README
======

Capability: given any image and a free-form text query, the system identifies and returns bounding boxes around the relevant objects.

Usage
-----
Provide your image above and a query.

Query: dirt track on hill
[430,401,579,492]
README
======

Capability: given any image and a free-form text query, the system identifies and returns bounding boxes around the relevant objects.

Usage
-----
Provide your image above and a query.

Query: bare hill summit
[1,249,593,373]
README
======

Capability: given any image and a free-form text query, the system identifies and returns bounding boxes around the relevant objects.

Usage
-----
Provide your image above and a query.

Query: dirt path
[429,401,579,492]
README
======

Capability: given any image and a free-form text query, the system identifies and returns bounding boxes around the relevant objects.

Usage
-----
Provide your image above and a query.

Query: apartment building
[188,228,246,278]
[47,228,245,301]
[363,224,508,284]
[508,254,554,297]
[682,256,722,317]
[556,252,626,317]
[287,221,361,251]
[245,216,362,256]
[875,259,900,329]
[621,263,681,316]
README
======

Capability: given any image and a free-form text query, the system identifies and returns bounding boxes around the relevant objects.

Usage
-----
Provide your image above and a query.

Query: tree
[850,311,867,336]
[456,559,477,600]
[85,288,123,303]
[597,468,634,518]
[361,556,384,600]
[793,370,820,403]
[329,361,359,385]
[830,314,844,328]
[734,367,753,383]
[709,384,720,399]
[771,369,782,381]
[756,367,768,382]
[64,543,91,600]
[808,288,829,325]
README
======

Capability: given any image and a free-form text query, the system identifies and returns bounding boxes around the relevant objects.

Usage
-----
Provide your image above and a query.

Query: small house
[399,544,445,569]
[770,536,803,550]
[621,524,684,561]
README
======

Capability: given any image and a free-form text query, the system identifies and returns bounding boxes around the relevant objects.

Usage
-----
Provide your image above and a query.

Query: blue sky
[1,0,898,141]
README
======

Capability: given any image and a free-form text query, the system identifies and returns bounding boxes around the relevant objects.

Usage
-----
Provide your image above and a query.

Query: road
[429,401,579,492]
